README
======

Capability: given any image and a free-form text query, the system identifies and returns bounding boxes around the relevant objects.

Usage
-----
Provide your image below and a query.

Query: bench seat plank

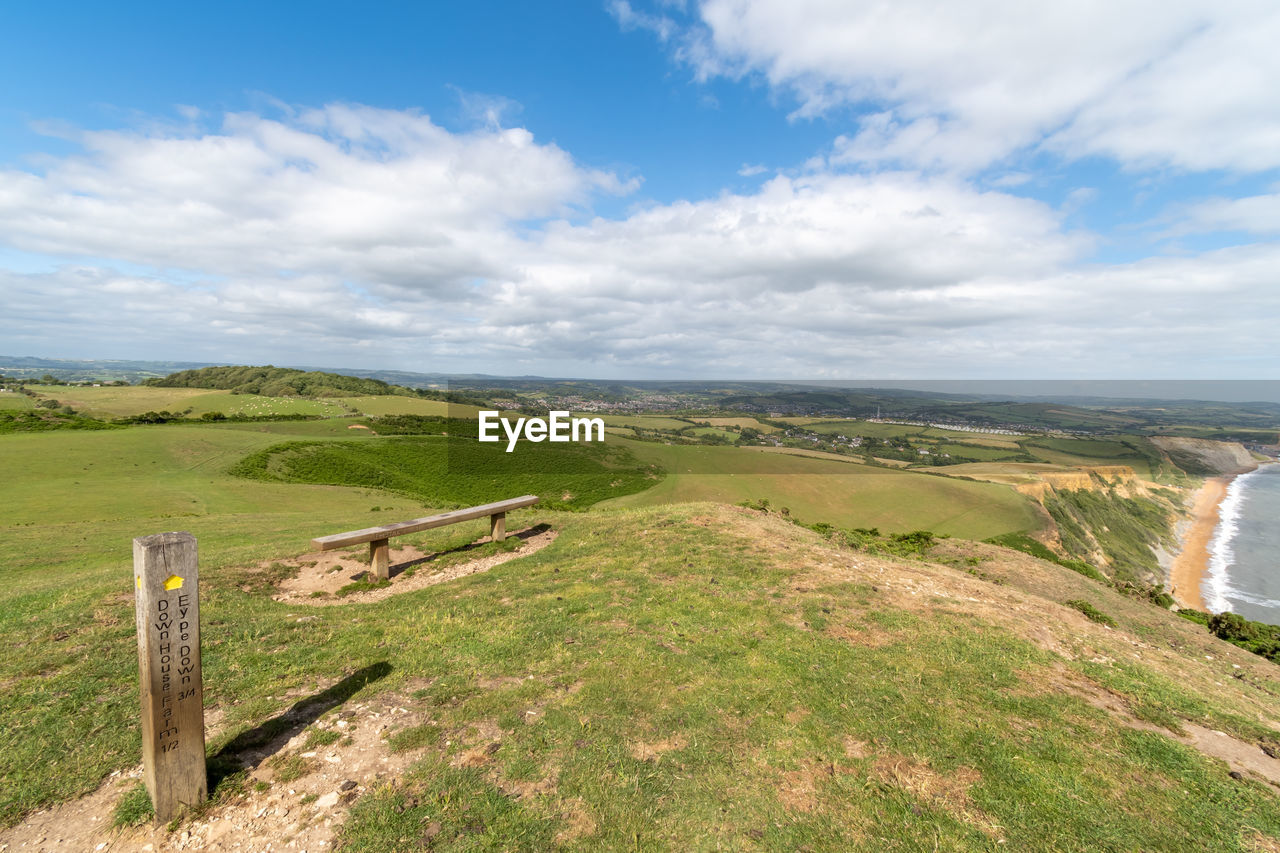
[311,495,540,551]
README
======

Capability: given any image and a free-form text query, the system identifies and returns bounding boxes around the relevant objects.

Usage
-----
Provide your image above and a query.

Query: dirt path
[1169,478,1227,611]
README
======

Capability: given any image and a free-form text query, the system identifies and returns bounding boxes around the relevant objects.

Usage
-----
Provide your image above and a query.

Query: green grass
[1044,488,1172,583]
[985,533,1108,583]
[602,440,1041,540]
[1065,599,1117,627]
[3,422,1279,849]
[185,393,348,418]
[0,392,34,411]
[0,423,441,825]
[594,415,696,431]
[683,427,737,440]
[1021,436,1161,480]
[229,434,657,511]
[337,575,393,596]
[25,384,216,417]
[26,384,358,419]
[695,417,781,433]
[335,396,482,418]
[803,420,928,439]
[933,443,1025,462]
[111,782,154,828]
[327,507,1280,850]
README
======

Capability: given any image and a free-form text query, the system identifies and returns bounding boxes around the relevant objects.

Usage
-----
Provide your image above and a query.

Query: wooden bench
[311,495,540,580]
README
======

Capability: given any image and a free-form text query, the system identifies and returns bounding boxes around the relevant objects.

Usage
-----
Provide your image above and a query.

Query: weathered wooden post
[133,531,207,822]
[370,537,391,581]
[490,511,506,542]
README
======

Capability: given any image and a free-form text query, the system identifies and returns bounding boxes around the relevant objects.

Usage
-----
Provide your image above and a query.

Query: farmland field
[26,384,218,417]
[186,393,350,418]
[0,392,33,410]
[603,440,1041,539]
[933,443,1023,461]
[950,436,1022,449]
[684,427,737,440]
[697,417,781,432]
[25,385,352,419]
[918,461,1075,486]
[1022,436,1159,479]
[333,395,482,418]
[594,414,696,431]
[740,446,867,464]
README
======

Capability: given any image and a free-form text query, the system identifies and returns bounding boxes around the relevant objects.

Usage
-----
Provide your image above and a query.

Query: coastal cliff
[1150,436,1258,477]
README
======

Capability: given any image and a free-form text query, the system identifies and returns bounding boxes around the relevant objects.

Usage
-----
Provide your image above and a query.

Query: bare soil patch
[873,754,1001,837]
[629,735,688,762]
[0,688,431,853]
[272,526,557,605]
[1026,663,1280,788]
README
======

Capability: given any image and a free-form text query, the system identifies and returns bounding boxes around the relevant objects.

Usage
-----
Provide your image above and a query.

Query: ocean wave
[1221,587,1280,611]
[1203,467,1265,613]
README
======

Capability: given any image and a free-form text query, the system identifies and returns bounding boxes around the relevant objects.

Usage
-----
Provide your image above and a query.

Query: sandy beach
[1169,477,1228,611]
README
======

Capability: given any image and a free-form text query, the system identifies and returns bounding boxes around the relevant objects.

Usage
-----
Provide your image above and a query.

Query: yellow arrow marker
[136,574,141,589]
[163,574,185,591]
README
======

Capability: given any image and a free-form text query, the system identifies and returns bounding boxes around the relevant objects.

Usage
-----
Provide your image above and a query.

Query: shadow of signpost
[207,661,392,792]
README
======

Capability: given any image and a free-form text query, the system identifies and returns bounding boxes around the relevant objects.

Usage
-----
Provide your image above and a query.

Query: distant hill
[0,355,218,383]
[145,365,414,398]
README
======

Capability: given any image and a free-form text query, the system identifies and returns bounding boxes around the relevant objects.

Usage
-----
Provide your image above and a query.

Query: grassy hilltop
[0,379,1278,849]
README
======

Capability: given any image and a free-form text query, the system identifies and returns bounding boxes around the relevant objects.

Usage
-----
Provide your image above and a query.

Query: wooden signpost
[133,531,207,822]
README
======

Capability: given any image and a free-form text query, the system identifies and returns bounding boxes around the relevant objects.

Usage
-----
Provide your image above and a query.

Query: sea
[1203,463,1280,625]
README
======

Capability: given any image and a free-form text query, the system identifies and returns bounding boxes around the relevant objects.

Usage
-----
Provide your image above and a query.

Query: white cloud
[0,104,633,289]
[608,0,678,42]
[1169,188,1280,236]
[2,104,1277,377]
[665,0,1280,174]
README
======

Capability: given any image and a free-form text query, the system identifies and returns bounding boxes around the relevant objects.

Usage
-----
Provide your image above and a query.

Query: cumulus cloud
[1,104,1277,377]
[0,104,633,289]
[657,0,1280,174]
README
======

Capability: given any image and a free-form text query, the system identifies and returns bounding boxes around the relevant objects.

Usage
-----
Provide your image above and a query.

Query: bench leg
[490,512,506,542]
[370,538,390,580]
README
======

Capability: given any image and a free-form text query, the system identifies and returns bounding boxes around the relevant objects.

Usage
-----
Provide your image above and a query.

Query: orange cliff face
[1027,466,1138,495]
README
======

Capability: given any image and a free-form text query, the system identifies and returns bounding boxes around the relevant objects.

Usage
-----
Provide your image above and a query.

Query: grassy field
[0,392,33,410]
[232,434,656,511]
[1021,436,1160,480]
[697,417,781,433]
[684,427,737,440]
[932,443,1023,462]
[186,393,349,418]
[949,436,1023,450]
[2,469,1279,849]
[26,384,218,417]
[919,462,1076,486]
[742,446,868,465]
[602,440,1041,540]
[334,396,483,418]
[25,385,351,419]
[595,415,696,431]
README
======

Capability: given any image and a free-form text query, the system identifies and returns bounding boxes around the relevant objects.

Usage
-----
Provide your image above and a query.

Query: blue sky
[1,1,1278,378]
